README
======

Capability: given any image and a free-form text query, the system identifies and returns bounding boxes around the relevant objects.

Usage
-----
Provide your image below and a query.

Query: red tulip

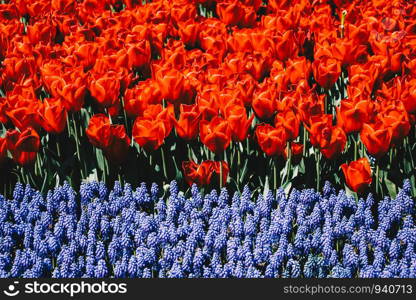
[380,102,411,146]
[253,88,276,120]
[127,39,151,69]
[6,100,41,132]
[200,116,232,154]
[86,114,111,149]
[103,125,131,165]
[360,122,392,159]
[307,115,347,159]
[284,142,304,165]
[312,56,341,89]
[155,67,195,104]
[86,114,130,164]
[174,104,201,141]
[337,100,375,134]
[89,72,121,108]
[132,118,170,151]
[38,99,67,134]
[341,158,372,193]
[182,160,229,186]
[274,109,300,141]
[182,160,213,186]
[6,128,40,166]
[224,102,254,142]
[255,124,287,157]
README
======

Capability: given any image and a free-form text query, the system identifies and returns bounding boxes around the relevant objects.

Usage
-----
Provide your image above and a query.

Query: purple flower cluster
[0,179,415,278]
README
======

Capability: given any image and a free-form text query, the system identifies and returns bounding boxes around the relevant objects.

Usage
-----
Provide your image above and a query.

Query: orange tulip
[38,99,67,134]
[89,72,120,108]
[86,114,130,164]
[224,102,254,142]
[182,160,229,186]
[360,122,392,158]
[255,124,287,157]
[341,158,372,193]
[274,109,300,141]
[174,104,201,141]
[380,102,411,146]
[253,88,276,120]
[337,100,375,134]
[6,128,40,166]
[155,67,195,104]
[307,115,347,159]
[132,118,170,151]
[284,142,304,165]
[312,56,341,89]
[200,116,232,154]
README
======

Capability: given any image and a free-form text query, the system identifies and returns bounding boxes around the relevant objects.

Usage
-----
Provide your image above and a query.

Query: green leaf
[384,177,397,199]
[96,149,106,173]
[344,183,357,201]
[238,159,248,185]
[263,176,269,198]
[283,181,292,195]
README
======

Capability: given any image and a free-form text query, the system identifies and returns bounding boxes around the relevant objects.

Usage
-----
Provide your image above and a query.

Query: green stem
[236,143,241,184]
[286,142,292,185]
[316,150,321,191]
[187,143,192,160]
[389,148,393,165]
[220,156,223,189]
[161,147,167,181]
[405,137,415,169]
[354,135,357,161]
[121,98,130,134]
[103,155,108,183]
[376,164,380,195]
[71,114,84,179]
[56,141,61,159]
[273,158,277,191]
[303,127,307,157]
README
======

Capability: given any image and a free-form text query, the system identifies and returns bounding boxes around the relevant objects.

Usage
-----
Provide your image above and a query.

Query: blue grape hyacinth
[0,179,415,278]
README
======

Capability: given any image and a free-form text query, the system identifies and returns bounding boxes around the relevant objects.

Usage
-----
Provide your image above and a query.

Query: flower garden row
[0,180,415,278]
[0,0,414,198]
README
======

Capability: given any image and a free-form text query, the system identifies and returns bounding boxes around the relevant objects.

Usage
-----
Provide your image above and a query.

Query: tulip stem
[237,144,241,183]
[187,143,192,160]
[35,154,42,177]
[286,142,292,185]
[246,138,250,155]
[103,156,107,183]
[376,164,380,195]
[405,137,415,170]
[219,153,224,189]
[354,135,357,161]
[220,156,223,189]
[303,128,307,157]
[316,150,321,191]
[273,158,277,191]
[161,147,167,181]
[121,98,130,134]
[56,141,61,159]
[71,114,84,179]
[389,148,392,165]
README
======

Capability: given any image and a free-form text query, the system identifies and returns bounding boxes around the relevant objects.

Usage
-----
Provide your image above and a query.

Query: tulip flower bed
[0,180,415,278]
